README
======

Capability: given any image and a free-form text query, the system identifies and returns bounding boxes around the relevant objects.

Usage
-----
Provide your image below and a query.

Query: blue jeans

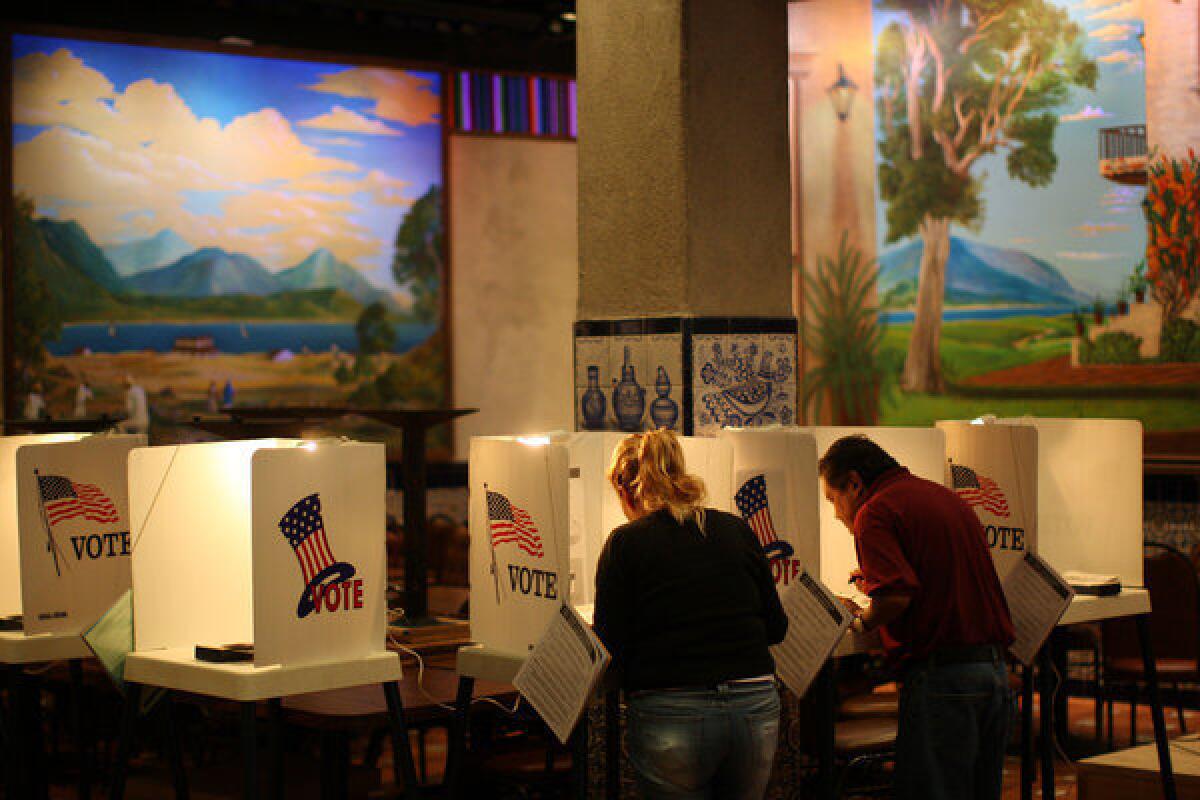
[625,680,780,799]
[896,659,1013,800]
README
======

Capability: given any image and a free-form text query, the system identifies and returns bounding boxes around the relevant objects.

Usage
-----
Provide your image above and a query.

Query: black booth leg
[1038,648,1055,800]
[816,661,836,800]
[319,731,350,800]
[70,659,92,800]
[240,701,258,800]
[108,682,142,800]
[14,667,50,800]
[1021,662,1034,800]
[162,693,189,800]
[267,698,283,800]
[605,689,621,800]
[2,665,23,800]
[1137,614,1178,800]
[569,716,588,800]
[384,680,423,800]
[444,675,475,800]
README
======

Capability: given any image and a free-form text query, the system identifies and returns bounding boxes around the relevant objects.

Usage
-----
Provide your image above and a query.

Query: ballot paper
[514,603,611,744]
[1003,551,1075,666]
[771,570,854,698]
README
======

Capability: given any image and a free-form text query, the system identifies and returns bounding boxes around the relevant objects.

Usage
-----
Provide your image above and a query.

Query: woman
[594,429,788,799]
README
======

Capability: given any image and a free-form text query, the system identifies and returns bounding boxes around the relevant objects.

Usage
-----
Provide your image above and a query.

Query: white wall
[449,135,579,457]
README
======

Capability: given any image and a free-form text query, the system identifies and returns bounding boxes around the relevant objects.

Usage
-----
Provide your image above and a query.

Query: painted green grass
[876,315,1200,431]
[880,316,1075,381]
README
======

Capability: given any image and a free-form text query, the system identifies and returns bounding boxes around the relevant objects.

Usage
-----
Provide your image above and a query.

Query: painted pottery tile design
[692,333,796,436]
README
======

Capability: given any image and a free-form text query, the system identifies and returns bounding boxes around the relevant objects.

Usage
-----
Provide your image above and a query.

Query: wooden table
[1078,732,1200,799]
[282,662,515,796]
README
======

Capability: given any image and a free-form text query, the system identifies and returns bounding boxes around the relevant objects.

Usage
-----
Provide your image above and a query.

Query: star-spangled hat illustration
[278,493,356,618]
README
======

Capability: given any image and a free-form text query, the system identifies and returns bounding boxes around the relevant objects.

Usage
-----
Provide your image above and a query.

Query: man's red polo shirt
[853,467,1015,666]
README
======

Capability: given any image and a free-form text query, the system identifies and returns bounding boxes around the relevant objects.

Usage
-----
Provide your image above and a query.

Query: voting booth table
[0,432,144,800]
[446,432,731,797]
[941,417,1175,800]
[110,438,421,800]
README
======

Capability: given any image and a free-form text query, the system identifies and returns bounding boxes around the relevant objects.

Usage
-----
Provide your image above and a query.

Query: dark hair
[818,435,900,490]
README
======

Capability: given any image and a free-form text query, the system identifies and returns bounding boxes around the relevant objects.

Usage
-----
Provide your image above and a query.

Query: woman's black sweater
[593,508,788,692]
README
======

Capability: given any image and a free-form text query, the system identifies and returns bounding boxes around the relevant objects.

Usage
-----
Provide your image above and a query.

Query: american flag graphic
[951,464,1011,518]
[486,490,544,558]
[279,493,339,587]
[38,475,119,526]
[735,475,784,551]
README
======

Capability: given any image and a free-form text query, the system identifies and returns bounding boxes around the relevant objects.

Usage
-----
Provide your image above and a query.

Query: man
[120,374,149,434]
[819,435,1014,800]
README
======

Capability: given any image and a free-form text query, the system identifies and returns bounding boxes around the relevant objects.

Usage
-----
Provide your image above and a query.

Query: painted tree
[876,0,1096,392]
[391,185,443,325]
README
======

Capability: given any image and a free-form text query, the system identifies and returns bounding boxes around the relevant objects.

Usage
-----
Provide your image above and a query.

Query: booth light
[300,441,318,452]
[970,415,997,426]
[517,435,551,447]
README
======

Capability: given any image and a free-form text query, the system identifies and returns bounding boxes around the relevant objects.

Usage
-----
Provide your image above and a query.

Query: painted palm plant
[802,234,889,425]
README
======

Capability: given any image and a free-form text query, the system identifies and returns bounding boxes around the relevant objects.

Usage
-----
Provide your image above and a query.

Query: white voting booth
[937,420,1038,579]
[991,417,1144,586]
[0,433,145,635]
[129,438,388,668]
[717,427,819,588]
[468,432,733,659]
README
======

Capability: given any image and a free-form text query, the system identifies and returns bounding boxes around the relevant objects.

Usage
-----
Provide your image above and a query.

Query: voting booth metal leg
[108,681,141,800]
[1136,613,1178,800]
[1037,648,1055,800]
[267,698,283,800]
[2,665,21,800]
[444,675,474,799]
[384,680,423,800]
[240,701,258,800]
[605,689,620,800]
[569,717,588,799]
[69,660,92,800]
[162,693,189,800]
[816,661,836,800]
[12,667,50,800]
[1021,662,1034,800]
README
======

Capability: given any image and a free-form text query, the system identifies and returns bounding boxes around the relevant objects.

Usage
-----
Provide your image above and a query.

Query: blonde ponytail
[607,429,707,527]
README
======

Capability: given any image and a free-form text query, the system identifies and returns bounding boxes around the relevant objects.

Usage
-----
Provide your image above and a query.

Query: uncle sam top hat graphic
[279,493,356,618]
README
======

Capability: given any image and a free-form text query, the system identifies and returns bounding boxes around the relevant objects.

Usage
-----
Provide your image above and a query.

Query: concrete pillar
[573,0,797,436]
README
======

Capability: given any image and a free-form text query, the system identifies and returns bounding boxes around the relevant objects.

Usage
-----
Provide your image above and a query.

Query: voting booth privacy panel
[993,417,1144,586]
[0,433,145,634]
[468,432,733,658]
[937,421,1038,580]
[718,427,819,589]
[130,439,387,667]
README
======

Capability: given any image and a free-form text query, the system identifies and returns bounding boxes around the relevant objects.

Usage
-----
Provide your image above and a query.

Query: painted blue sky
[11,34,443,293]
[873,0,1147,299]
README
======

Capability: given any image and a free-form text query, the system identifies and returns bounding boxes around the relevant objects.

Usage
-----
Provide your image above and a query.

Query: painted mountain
[878,236,1090,308]
[103,229,193,277]
[36,218,125,294]
[275,248,396,309]
[126,247,279,297]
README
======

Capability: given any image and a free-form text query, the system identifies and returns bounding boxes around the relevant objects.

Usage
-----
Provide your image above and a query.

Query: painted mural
[803,0,1198,432]
[9,34,445,433]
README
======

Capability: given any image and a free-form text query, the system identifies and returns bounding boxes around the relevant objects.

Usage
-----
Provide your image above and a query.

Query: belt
[908,644,1003,671]
[635,676,776,695]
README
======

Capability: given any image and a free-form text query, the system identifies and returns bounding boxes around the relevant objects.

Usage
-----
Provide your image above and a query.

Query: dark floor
[37,696,1191,799]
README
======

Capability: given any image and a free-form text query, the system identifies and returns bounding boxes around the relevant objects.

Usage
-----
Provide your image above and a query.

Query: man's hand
[848,569,867,595]
[837,595,863,616]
